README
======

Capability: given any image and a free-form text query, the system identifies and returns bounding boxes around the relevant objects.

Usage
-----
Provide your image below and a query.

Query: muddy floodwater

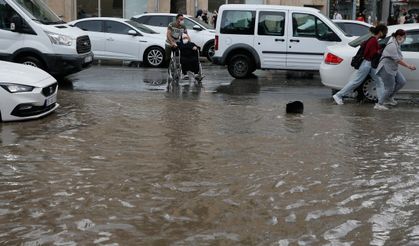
[1,65,419,245]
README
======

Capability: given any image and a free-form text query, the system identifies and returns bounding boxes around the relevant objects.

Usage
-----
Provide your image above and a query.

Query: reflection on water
[215,79,260,95]
[2,72,419,245]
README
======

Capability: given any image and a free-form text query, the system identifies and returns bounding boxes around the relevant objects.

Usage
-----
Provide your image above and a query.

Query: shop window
[101,0,122,17]
[208,0,225,12]
[77,0,98,19]
[125,0,147,18]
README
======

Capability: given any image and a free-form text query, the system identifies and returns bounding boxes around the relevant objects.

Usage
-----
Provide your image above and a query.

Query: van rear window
[220,10,255,35]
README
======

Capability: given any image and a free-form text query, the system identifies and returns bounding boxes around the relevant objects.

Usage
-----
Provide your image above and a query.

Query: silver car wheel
[362,78,377,101]
[147,49,163,67]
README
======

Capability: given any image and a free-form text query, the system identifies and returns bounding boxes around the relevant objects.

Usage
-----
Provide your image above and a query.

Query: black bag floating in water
[286,101,304,114]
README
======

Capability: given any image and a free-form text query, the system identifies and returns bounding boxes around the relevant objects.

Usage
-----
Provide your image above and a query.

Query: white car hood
[0,61,54,87]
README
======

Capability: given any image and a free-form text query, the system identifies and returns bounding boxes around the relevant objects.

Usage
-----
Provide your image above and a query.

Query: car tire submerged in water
[228,54,254,79]
[144,47,165,68]
[357,77,377,102]
[18,56,45,70]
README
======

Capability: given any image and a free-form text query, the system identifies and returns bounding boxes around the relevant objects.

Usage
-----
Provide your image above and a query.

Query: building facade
[44,0,328,22]
[45,0,418,23]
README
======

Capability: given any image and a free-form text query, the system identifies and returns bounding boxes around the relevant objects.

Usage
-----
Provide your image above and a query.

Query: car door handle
[275,38,285,42]
[106,38,114,41]
[290,39,300,43]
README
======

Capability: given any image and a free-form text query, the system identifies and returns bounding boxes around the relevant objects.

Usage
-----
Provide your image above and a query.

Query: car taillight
[324,53,343,65]
[215,35,218,51]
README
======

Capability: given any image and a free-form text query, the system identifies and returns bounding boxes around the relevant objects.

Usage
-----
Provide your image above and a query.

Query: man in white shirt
[333,11,343,20]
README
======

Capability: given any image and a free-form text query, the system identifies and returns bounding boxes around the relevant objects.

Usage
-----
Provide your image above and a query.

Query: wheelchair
[167,45,203,89]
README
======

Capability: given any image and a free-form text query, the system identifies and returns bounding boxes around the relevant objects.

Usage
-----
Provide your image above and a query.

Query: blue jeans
[376,69,406,104]
[335,60,380,98]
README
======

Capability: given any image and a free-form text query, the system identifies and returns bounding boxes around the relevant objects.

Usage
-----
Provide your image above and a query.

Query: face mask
[179,20,184,25]
[182,39,189,44]
[397,37,405,44]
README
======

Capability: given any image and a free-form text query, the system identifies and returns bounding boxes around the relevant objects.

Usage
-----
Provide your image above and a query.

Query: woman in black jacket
[178,34,201,80]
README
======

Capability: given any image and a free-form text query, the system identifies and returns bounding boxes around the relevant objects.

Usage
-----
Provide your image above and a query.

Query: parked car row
[1,2,418,122]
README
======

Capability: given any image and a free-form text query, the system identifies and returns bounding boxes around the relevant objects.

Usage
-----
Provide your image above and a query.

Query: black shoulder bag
[351,37,373,69]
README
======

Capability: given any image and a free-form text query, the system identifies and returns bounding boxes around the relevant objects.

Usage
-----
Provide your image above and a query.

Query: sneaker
[374,103,389,110]
[333,94,344,105]
[182,75,189,80]
[384,97,397,106]
[194,74,203,82]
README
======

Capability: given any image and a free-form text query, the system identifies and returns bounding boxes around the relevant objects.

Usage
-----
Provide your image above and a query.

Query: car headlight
[0,83,34,93]
[45,31,73,46]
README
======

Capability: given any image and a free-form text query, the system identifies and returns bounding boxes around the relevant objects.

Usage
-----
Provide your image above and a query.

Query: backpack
[351,37,373,69]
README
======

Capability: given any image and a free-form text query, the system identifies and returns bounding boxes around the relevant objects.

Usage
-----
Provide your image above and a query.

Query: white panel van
[213,4,353,78]
[0,0,93,77]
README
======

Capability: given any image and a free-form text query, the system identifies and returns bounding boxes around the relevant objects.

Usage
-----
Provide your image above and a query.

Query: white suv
[69,17,166,67]
[213,4,352,78]
[131,13,216,61]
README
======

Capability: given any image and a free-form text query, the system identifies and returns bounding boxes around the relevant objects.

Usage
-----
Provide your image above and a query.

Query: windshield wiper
[44,20,66,25]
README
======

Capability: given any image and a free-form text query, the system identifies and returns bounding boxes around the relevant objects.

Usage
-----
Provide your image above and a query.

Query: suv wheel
[204,41,215,62]
[19,56,45,70]
[228,54,253,79]
[144,47,164,68]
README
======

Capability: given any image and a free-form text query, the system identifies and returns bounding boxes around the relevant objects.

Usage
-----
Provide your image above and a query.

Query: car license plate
[84,56,92,63]
[45,94,57,106]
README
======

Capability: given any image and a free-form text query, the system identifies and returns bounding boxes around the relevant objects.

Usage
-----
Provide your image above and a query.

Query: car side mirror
[193,25,202,31]
[128,30,138,36]
[10,15,23,32]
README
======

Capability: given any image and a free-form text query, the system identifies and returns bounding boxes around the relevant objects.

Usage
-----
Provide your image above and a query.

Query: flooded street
[1,64,419,245]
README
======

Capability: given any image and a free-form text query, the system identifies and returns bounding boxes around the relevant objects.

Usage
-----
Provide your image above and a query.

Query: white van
[0,0,93,77]
[213,4,353,78]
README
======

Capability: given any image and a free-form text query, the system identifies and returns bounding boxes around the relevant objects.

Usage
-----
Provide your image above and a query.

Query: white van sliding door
[255,10,287,69]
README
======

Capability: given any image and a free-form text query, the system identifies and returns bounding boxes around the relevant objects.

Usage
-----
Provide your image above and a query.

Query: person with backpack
[333,24,388,105]
[374,29,417,110]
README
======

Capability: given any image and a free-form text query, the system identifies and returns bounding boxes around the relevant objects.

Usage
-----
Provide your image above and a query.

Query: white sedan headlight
[0,83,34,93]
[45,31,73,46]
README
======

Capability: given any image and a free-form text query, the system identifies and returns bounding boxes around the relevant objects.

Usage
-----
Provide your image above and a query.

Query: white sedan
[69,17,166,67]
[131,13,216,61]
[0,61,59,122]
[320,24,419,100]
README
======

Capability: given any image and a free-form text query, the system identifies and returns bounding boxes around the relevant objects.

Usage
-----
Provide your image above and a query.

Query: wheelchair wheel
[168,59,181,86]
